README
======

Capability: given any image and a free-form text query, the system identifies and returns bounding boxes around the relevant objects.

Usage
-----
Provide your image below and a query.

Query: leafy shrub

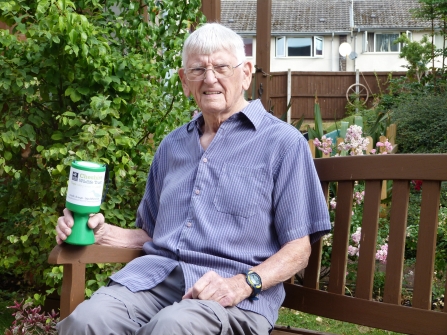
[0,0,203,300]
[391,92,447,153]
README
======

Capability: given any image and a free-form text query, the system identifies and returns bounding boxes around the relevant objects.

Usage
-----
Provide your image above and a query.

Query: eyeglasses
[185,63,243,81]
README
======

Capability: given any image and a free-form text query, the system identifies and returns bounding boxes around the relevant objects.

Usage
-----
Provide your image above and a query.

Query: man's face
[179,50,252,117]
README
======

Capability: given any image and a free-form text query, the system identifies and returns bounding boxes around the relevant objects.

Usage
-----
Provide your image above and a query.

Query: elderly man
[56,23,331,335]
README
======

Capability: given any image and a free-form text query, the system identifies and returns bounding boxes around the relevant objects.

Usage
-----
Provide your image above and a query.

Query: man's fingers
[87,213,104,229]
[62,208,74,228]
[182,288,193,300]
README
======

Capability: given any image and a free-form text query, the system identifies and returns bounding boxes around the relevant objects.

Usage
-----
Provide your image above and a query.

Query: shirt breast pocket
[213,163,266,218]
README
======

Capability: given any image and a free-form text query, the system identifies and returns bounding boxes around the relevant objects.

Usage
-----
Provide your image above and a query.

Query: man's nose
[203,68,218,82]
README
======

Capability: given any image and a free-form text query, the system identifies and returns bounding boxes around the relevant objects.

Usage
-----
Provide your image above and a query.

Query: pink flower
[330,198,337,210]
[354,191,364,205]
[375,139,393,154]
[351,227,362,245]
[314,136,333,156]
[348,245,359,256]
[375,243,388,264]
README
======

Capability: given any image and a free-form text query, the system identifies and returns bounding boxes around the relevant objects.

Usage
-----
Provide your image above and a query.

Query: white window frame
[362,31,401,53]
[314,36,324,57]
[275,36,324,57]
[276,37,286,57]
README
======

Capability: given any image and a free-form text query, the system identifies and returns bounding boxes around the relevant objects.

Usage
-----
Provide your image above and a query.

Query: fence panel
[247,71,406,121]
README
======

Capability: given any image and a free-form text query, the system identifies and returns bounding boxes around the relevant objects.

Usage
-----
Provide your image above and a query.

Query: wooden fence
[246,71,407,121]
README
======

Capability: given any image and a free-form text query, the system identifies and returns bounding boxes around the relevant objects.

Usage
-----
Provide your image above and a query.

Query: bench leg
[60,263,86,320]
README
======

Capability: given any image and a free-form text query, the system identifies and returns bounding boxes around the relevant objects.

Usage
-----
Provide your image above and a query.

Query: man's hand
[56,208,107,245]
[182,271,252,307]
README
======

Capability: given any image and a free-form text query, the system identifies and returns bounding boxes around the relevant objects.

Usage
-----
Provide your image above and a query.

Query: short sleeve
[135,149,161,238]
[273,136,331,245]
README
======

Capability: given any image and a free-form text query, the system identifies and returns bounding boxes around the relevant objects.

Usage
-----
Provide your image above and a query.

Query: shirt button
[195,189,200,195]
[203,158,208,163]
[186,222,192,227]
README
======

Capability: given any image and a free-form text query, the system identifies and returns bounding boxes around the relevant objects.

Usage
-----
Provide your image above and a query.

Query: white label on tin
[66,167,105,206]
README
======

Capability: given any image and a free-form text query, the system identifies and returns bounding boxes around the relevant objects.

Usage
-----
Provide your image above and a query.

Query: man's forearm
[95,224,151,249]
[250,235,311,291]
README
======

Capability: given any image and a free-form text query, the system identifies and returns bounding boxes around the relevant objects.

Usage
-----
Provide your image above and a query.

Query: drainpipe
[331,32,335,71]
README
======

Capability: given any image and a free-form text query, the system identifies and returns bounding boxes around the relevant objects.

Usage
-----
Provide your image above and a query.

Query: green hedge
[391,92,447,153]
[0,0,203,302]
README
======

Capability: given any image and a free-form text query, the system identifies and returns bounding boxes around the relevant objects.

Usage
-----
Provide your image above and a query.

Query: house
[221,0,442,72]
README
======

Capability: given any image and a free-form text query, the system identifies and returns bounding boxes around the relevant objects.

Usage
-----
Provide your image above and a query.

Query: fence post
[386,124,397,145]
[366,136,373,154]
[287,69,292,124]
[308,139,316,158]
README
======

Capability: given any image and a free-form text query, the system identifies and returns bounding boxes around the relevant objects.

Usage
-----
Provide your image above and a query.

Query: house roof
[221,0,434,35]
[353,0,431,30]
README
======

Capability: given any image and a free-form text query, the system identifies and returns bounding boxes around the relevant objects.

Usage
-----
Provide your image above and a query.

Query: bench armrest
[48,243,143,319]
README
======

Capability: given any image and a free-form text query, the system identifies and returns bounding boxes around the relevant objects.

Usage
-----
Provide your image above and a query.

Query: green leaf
[77,87,90,95]
[4,151,12,160]
[70,90,82,102]
[51,132,64,140]
[62,111,77,117]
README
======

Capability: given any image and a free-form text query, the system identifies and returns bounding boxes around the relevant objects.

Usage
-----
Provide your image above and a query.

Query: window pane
[276,37,285,57]
[243,38,253,57]
[315,37,323,56]
[288,37,312,56]
[367,32,374,52]
[434,34,444,49]
[375,34,399,52]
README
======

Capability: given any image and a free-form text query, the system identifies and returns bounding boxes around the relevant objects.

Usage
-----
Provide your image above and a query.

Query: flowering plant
[313,125,394,156]
[4,301,59,335]
[337,125,370,156]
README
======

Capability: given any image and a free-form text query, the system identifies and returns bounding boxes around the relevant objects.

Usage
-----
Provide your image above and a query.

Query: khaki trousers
[56,265,271,335]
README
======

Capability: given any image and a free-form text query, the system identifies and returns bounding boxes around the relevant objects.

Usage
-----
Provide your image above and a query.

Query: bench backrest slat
[355,179,382,300]
[327,180,354,295]
[413,180,441,310]
[383,180,410,304]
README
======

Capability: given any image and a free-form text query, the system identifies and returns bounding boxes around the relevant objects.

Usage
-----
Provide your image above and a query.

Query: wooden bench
[48,154,447,335]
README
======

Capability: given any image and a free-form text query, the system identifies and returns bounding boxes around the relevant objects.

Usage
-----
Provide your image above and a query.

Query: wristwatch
[244,270,262,301]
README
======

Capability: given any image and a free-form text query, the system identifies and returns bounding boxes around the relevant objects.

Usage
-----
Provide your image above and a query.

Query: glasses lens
[186,65,235,81]
[187,68,206,81]
[213,65,232,77]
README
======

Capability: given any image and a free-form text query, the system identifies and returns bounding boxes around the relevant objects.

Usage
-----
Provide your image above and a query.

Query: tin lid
[71,160,106,172]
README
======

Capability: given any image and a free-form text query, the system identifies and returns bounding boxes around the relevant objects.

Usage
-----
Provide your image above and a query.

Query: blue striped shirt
[110,99,331,326]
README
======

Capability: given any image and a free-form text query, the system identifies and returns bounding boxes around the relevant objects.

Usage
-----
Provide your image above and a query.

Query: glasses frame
[185,62,243,81]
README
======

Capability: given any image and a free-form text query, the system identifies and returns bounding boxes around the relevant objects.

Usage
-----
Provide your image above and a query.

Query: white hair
[182,23,246,66]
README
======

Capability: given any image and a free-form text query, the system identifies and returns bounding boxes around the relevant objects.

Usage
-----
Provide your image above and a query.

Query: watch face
[248,272,262,287]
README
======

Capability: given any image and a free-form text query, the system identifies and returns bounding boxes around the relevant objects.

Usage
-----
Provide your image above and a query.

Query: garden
[0,0,447,334]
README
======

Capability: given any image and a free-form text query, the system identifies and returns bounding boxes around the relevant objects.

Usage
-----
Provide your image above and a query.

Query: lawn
[277,307,403,334]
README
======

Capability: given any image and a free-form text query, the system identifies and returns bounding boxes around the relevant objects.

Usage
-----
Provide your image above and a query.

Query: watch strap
[244,270,262,301]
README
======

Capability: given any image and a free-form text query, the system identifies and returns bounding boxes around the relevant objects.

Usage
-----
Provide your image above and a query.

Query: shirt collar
[186,99,266,132]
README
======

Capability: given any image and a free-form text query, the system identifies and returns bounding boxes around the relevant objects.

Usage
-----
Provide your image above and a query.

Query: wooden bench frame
[49,154,447,335]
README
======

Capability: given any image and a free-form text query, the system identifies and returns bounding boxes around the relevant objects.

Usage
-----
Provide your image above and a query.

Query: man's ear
[242,61,253,91]
[178,68,191,97]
